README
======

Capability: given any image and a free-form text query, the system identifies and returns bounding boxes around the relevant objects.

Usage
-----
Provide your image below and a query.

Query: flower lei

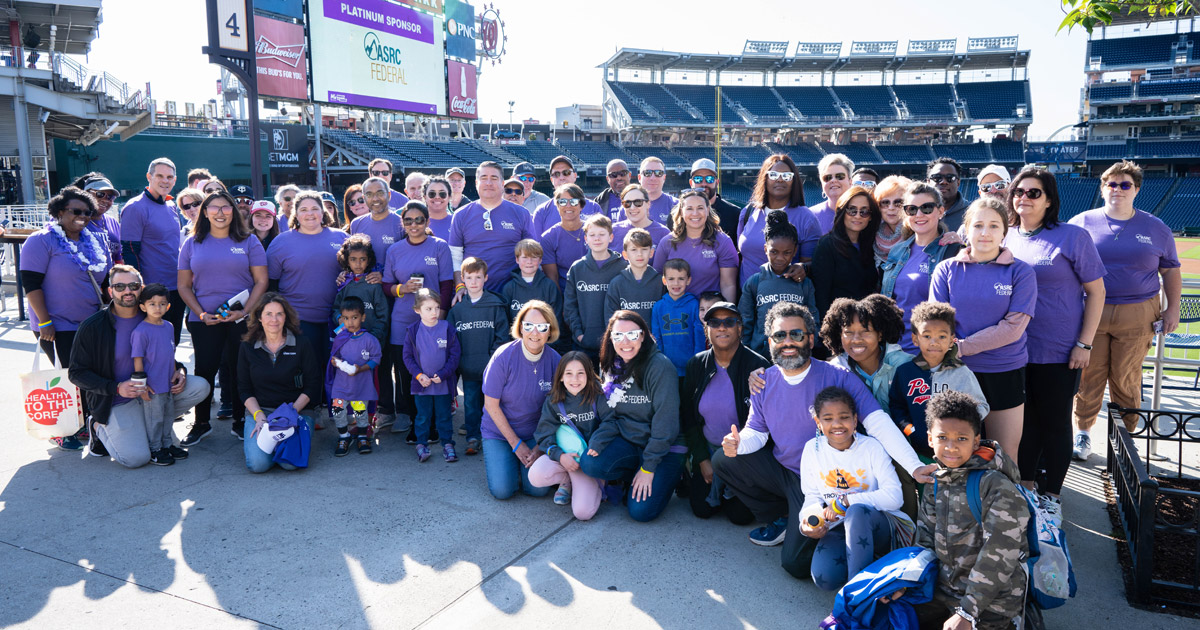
[48,222,108,274]
[602,358,632,406]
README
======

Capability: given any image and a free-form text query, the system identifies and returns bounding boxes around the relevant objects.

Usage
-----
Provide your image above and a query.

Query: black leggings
[186,319,247,427]
[388,343,417,419]
[1018,362,1080,494]
[166,290,186,345]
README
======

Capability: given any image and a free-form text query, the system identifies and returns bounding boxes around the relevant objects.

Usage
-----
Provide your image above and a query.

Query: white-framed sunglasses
[766,171,795,182]
[610,329,643,342]
[482,210,492,231]
[522,321,550,334]
[980,180,1010,193]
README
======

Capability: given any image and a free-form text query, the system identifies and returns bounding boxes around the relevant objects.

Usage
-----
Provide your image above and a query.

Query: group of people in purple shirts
[22,150,1180,598]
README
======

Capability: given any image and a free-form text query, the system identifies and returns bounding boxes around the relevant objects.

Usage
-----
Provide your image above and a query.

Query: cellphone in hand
[410,273,424,287]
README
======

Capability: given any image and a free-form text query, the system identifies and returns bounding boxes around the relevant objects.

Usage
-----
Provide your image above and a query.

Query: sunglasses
[402,216,428,226]
[692,175,717,184]
[607,169,631,178]
[640,169,665,178]
[350,197,366,205]
[111,282,142,292]
[767,171,796,182]
[283,196,295,203]
[928,174,958,183]
[67,208,98,217]
[843,207,872,218]
[550,169,574,178]
[610,329,643,342]
[482,210,492,231]
[207,204,234,213]
[370,170,390,176]
[522,321,551,333]
[1011,187,1044,200]
[980,181,1009,193]
[878,199,904,208]
[622,199,646,208]
[1105,181,1134,191]
[706,316,739,329]
[179,201,200,211]
[426,190,448,199]
[769,328,808,343]
[93,191,119,201]
[903,202,940,216]
[234,196,254,204]
[853,180,876,189]
[504,188,524,195]
[517,175,536,182]
[556,198,582,207]
[821,172,847,183]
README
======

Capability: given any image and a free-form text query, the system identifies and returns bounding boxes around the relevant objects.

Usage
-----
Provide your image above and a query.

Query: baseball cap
[83,178,118,193]
[513,162,535,177]
[978,164,1011,182]
[250,200,277,215]
[691,158,717,175]
[550,155,574,170]
[321,191,336,204]
[445,167,466,177]
[702,301,738,321]
[229,184,253,198]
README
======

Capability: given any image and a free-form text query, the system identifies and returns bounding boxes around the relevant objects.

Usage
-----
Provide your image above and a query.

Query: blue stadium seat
[501,140,575,167]
[1138,78,1200,97]
[668,84,743,124]
[556,141,635,167]
[615,82,702,124]
[1135,177,1176,213]
[1086,144,1129,160]
[1137,141,1200,158]
[956,81,1031,120]
[818,142,881,165]
[831,85,897,118]
[932,143,992,164]
[625,146,689,168]
[765,143,826,166]
[803,181,824,205]
[1089,83,1133,100]
[1157,177,1200,230]
[891,84,957,119]
[721,86,791,123]
[773,86,842,120]
[990,140,1025,163]
[1089,33,1182,68]
[874,144,934,164]
[607,82,660,124]
[1055,176,1100,221]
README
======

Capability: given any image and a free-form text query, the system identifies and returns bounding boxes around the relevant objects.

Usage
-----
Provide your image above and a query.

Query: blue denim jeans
[414,394,454,445]
[243,410,313,473]
[579,435,684,522]
[462,379,484,442]
[482,438,552,500]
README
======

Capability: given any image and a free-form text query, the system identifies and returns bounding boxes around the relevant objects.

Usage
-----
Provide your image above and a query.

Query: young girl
[530,352,613,519]
[332,234,389,344]
[737,210,819,358]
[800,386,912,592]
[130,284,181,466]
[402,289,461,462]
[330,297,382,456]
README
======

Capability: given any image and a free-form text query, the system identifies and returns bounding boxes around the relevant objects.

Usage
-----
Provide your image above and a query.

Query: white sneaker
[1039,494,1063,528]
[1071,431,1092,461]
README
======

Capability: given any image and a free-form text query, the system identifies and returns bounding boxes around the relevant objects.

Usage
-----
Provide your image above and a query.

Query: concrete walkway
[0,315,1195,629]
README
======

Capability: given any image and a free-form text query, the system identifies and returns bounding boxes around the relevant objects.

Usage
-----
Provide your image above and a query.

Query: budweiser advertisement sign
[447,59,478,119]
[255,15,308,101]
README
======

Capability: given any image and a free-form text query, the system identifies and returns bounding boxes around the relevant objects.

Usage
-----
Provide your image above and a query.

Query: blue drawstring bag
[273,415,311,469]
[821,546,939,630]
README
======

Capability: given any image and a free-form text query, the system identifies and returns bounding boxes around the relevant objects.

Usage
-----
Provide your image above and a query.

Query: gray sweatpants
[96,377,210,468]
[142,392,173,451]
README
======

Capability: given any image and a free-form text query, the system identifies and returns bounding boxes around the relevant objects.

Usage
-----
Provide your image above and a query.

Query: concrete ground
[0,311,1196,629]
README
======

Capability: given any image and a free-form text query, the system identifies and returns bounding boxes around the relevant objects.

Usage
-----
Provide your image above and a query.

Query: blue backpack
[955,469,1078,610]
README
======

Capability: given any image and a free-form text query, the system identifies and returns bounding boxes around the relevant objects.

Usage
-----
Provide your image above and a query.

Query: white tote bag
[21,351,84,439]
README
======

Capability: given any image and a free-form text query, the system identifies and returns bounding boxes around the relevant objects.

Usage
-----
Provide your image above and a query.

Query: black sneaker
[150,449,175,466]
[357,435,373,454]
[406,428,418,445]
[168,445,189,460]
[231,421,245,441]
[88,431,109,458]
[217,402,233,419]
[335,436,352,457]
[181,422,213,447]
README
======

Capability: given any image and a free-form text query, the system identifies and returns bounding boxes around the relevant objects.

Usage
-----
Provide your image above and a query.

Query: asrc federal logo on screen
[363,32,407,85]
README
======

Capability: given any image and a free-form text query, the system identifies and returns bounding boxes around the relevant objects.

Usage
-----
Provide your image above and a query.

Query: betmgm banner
[308,0,446,115]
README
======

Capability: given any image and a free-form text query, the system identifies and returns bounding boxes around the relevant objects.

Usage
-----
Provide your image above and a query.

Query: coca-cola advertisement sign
[447,59,478,119]
[254,15,308,101]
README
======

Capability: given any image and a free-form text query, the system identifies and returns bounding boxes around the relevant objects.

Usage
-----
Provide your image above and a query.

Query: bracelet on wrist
[252,410,263,420]
[1075,340,1093,351]
[953,607,977,629]
[37,319,52,328]
[639,467,652,475]
[831,496,847,516]
[455,283,466,293]
[511,441,522,453]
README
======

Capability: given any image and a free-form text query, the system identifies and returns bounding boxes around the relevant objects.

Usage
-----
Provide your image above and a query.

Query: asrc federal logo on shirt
[918,262,930,274]
[501,221,515,230]
[701,249,716,259]
[994,282,1013,296]
[382,235,395,245]
[1034,256,1054,266]
[1136,234,1153,245]
[424,256,438,266]
[437,337,447,348]
[230,247,246,255]
[758,293,805,307]
[577,281,609,293]
[539,380,551,392]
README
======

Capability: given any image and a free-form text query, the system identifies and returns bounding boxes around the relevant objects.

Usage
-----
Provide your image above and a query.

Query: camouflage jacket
[916,441,1030,621]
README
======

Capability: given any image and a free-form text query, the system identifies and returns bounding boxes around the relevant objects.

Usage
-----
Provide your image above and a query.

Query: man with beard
[688,158,740,241]
[711,301,931,579]
[927,157,968,232]
[69,265,210,467]
[594,159,632,222]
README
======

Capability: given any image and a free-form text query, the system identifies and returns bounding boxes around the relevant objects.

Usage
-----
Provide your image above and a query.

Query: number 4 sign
[216,0,249,52]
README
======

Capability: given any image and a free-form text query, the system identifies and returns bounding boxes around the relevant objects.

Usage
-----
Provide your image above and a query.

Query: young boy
[736,226,819,358]
[604,228,663,325]
[563,214,628,364]
[403,289,461,463]
[501,239,562,326]
[913,390,1029,630]
[448,257,510,455]
[650,258,706,376]
[329,297,382,456]
[130,284,182,466]
[698,291,724,322]
[888,301,989,459]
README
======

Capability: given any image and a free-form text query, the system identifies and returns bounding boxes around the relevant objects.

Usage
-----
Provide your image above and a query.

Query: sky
[78,0,1105,140]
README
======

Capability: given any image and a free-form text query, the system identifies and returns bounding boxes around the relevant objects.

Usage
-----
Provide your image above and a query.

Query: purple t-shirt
[177,235,266,322]
[699,364,738,445]
[350,212,405,265]
[736,206,823,286]
[647,193,678,226]
[119,190,181,289]
[382,236,454,343]
[449,200,533,291]
[1005,224,1106,364]
[808,200,836,235]
[332,331,381,401]
[603,194,626,222]
[429,215,453,242]
[612,220,670,255]
[652,232,739,296]
[88,213,122,263]
[20,229,110,332]
[112,312,147,407]
[894,243,933,354]
[389,189,410,211]
[930,255,1038,373]
[481,340,561,441]
[746,361,880,476]
[413,320,453,396]
[1068,209,1181,304]
[266,228,348,323]
[130,319,176,394]
[540,224,589,287]
[530,198,604,237]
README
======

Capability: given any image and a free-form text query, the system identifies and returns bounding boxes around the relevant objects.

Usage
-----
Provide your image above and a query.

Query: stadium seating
[625,146,689,168]
[1089,83,1134,100]
[719,184,753,208]
[668,84,743,124]
[429,140,510,167]
[1156,177,1200,230]
[803,181,824,206]
[1135,177,1176,213]
[819,142,881,166]
[956,81,1031,120]
[874,144,935,164]
[932,142,992,164]
[1088,33,1182,68]
[498,140,572,166]
[1138,78,1200,97]
[607,82,661,124]
[1137,140,1200,158]
[989,139,1025,163]
[830,85,898,118]
[891,84,957,119]
[773,86,843,120]
[556,141,634,167]
[766,142,826,165]
[721,86,792,123]
[1086,143,1129,160]
[1056,176,1101,220]
[719,146,772,167]
[615,82,701,124]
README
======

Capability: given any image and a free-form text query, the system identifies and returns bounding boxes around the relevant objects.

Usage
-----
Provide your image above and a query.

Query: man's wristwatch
[953,607,977,629]
[1075,340,1093,351]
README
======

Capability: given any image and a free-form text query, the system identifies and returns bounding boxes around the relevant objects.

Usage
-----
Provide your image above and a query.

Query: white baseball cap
[250,200,277,215]
[978,164,1010,182]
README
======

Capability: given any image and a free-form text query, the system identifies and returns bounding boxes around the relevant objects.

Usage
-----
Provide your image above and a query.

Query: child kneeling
[801,387,913,592]
[529,352,611,520]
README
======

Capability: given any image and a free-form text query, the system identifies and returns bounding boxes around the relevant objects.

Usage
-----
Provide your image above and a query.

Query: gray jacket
[604,266,664,326]
[587,352,681,473]
[563,250,628,350]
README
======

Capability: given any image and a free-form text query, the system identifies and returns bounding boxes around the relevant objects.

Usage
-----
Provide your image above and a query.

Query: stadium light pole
[508,100,515,128]
[203,0,265,198]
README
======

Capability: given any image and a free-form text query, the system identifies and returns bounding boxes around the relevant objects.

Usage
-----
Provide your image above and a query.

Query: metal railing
[0,205,50,230]
[1147,278,1200,409]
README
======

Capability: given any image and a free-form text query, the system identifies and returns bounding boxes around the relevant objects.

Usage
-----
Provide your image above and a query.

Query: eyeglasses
[607,169,631,179]
[622,199,646,208]
[68,208,98,217]
[93,191,119,201]
[234,196,254,204]
[640,169,665,178]
[556,198,581,207]
[550,169,574,178]
[370,170,390,176]
[1011,187,1044,200]
[517,175,536,182]
[706,316,739,329]
[350,197,366,205]
[482,210,492,231]
[822,172,847,183]
[402,215,428,226]
[692,175,717,184]
[610,329,643,342]
[903,202,940,216]
[203,187,222,194]
[111,282,142,292]
[179,201,200,211]
[928,174,958,184]
[980,181,1009,193]
[769,328,808,343]
[504,188,524,195]
[1105,181,1134,191]
[767,171,796,182]
[522,321,551,333]
[207,205,234,213]
[843,207,872,218]
[878,199,904,208]
[364,190,388,198]
[852,180,876,190]
[426,190,448,199]
[841,329,877,340]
